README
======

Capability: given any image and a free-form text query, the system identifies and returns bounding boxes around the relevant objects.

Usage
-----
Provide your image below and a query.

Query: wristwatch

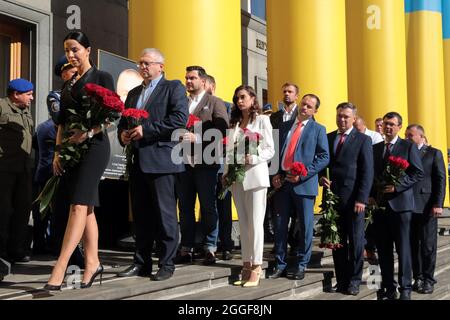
[87,129,94,139]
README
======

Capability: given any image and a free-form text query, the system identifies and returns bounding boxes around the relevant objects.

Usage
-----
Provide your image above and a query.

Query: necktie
[335,133,346,157]
[383,143,392,162]
[283,122,303,170]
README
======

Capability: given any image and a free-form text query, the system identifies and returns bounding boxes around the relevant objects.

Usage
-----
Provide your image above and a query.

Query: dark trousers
[411,212,437,285]
[217,173,233,251]
[374,206,412,292]
[365,222,377,252]
[130,165,178,271]
[176,166,219,252]
[332,206,365,288]
[0,170,32,258]
[273,185,315,271]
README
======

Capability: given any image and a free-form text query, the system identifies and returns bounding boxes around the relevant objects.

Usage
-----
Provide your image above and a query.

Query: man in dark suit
[270,94,329,280]
[269,83,300,247]
[270,83,299,130]
[175,66,228,265]
[370,112,424,300]
[405,124,446,295]
[117,48,188,281]
[319,103,373,295]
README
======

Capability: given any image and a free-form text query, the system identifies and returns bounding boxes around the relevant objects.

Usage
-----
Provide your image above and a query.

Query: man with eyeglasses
[117,48,188,281]
[370,112,424,300]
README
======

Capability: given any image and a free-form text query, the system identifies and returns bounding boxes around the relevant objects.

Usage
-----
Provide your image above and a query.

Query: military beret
[8,78,34,93]
[54,55,73,77]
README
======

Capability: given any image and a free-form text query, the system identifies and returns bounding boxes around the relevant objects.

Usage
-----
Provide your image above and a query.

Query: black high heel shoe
[43,283,62,291]
[80,264,104,289]
[44,268,68,291]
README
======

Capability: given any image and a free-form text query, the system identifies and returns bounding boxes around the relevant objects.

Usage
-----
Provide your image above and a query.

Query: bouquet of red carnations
[35,83,125,216]
[218,128,263,199]
[121,108,149,179]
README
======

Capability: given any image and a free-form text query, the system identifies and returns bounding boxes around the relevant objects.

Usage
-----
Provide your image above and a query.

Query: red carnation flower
[187,114,201,130]
[291,162,307,177]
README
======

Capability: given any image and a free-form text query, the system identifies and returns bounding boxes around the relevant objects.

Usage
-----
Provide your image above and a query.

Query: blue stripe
[443,0,450,39]
[405,0,442,13]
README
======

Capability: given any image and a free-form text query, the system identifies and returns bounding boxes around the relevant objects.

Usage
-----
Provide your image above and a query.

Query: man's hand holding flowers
[269,162,307,198]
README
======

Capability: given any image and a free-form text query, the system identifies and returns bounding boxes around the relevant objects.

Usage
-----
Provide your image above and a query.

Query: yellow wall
[406,9,449,207]
[267,0,348,128]
[129,0,241,102]
[267,0,348,213]
[346,0,409,129]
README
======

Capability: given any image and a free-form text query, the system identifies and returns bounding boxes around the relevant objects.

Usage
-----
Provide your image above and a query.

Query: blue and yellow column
[346,0,409,127]
[266,0,348,128]
[128,0,241,100]
[405,0,449,206]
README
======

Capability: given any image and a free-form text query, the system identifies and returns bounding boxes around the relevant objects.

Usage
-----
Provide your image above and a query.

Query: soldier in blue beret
[7,78,34,93]
[0,78,34,264]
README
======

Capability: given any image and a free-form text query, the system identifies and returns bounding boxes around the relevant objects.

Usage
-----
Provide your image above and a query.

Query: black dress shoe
[384,288,398,300]
[117,264,151,277]
[152,267,174,281]
[221,250,233,261]
[412,279,424,292]
[419,282,434,294]
[376,289,385,300]
[399,290,411,300]
[268,268,286,279]
[11,255,31,263]
[287,269,305,280]
[43,283,62,291]
[347,286,360,296]
[329,284,347,293]
[203,252,216,265]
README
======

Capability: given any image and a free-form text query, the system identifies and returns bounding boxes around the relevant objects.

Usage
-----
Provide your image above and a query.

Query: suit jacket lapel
[337,128,356,159]
[192,93,208,116]
[328,130,338,162]
[419,145,428,158]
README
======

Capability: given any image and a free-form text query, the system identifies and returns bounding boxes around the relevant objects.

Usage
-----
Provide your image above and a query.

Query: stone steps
[2,221,449,300]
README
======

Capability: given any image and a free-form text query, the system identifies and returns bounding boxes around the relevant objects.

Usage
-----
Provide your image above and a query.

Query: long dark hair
[230,85,261,128]
[64,31,90,48]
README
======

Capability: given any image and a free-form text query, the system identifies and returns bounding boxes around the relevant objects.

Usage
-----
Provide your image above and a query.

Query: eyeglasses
[383,121,399,127]
[136,61,162,68]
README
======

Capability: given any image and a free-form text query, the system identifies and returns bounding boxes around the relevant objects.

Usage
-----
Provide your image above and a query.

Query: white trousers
[231,183,267,265]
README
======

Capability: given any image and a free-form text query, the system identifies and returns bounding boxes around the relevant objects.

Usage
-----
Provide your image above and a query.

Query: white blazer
[224,114,275,191]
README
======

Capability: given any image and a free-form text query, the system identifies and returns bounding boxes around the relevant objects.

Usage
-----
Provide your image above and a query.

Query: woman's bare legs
[81,206,100,283]
[47,204,88,286]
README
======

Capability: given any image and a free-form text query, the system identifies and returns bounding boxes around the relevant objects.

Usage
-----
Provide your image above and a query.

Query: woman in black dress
[45,31,113,290]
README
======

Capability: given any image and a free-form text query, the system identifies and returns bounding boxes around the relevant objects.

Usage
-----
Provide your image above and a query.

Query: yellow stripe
[406,10,449,207]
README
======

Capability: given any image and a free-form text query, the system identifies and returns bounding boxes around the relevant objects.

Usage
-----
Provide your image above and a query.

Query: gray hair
[141,48,165,64]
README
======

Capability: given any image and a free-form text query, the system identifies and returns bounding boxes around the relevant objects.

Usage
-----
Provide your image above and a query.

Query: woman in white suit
[223,85,275,287]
